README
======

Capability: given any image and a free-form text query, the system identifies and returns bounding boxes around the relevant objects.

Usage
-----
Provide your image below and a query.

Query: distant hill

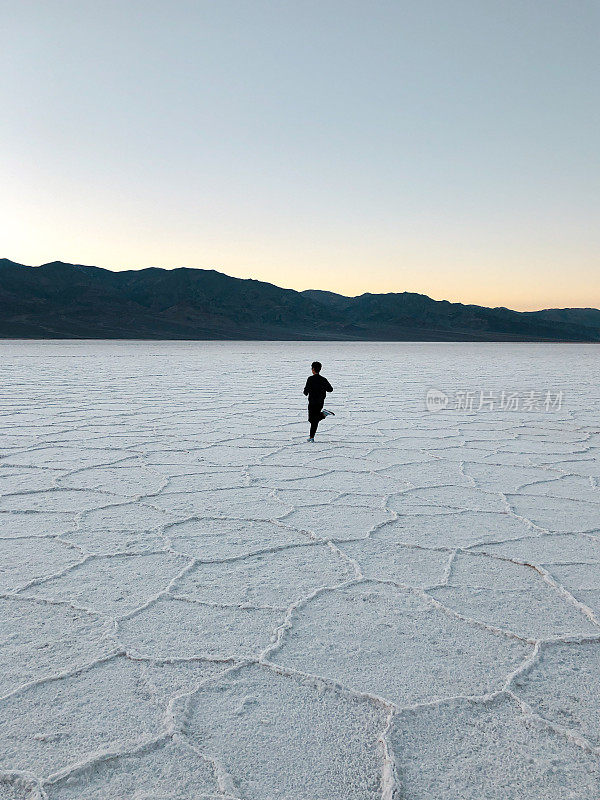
[1,259,599,341]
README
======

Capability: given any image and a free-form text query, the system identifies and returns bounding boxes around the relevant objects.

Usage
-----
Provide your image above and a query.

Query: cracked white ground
[1,340,599,800]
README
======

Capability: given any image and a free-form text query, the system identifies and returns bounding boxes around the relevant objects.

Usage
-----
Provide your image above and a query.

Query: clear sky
[2,1,598,309]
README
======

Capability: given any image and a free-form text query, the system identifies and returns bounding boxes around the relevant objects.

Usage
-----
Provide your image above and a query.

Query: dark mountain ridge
[1,259,599,342]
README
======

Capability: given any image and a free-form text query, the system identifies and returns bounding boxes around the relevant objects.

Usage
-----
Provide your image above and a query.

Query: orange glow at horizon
[3,228,597,312]
[3,159,598,314]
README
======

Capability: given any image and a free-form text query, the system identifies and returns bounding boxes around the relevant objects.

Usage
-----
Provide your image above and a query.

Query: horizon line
[2,256,599,315]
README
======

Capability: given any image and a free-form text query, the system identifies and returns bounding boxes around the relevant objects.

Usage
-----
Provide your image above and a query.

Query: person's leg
[308,404,323,439]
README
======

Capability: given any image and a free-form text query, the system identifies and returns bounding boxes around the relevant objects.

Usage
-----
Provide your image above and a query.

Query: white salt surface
[0,339,599,799]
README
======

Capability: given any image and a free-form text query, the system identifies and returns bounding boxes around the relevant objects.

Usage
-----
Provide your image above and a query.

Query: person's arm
[303,378,310,396]
[325,379,333,392]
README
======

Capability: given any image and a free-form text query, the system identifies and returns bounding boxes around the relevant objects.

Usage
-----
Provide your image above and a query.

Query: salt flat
[1,340,599,799]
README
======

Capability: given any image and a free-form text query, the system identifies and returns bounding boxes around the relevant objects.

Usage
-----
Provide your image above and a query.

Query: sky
[2,0,599,310]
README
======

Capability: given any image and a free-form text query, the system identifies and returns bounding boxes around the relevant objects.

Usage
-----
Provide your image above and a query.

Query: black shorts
[308,402,324,422]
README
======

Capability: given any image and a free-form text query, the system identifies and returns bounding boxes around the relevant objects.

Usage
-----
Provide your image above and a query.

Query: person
[303,361,334,442]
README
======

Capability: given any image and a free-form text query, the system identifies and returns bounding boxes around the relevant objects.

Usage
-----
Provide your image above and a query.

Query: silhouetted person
[303,361,334,442]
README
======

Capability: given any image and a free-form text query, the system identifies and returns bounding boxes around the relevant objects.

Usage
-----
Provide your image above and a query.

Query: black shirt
[303,374,333,406]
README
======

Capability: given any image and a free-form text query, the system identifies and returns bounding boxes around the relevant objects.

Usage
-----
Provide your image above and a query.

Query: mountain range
[1,259,599,342]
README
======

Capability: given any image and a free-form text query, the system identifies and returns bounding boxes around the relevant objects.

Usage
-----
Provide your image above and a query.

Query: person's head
[311,361,322,374]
